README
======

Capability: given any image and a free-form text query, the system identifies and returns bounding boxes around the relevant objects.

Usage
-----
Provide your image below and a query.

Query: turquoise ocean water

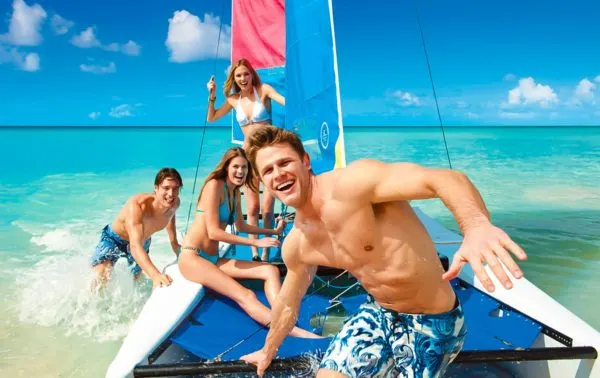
[1,126,599,377]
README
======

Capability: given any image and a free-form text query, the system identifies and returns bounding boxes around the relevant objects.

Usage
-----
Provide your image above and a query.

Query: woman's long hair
[197,147,257,204]
[223,58,262,96]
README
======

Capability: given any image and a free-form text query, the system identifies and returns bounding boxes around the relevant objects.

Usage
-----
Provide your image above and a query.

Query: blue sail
[285,0,346,174]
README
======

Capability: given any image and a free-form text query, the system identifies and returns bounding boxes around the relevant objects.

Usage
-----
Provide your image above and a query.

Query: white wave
[16,252,153,342]
[524,185,600,210]
[30,227,94,253]
[13,214,180,342]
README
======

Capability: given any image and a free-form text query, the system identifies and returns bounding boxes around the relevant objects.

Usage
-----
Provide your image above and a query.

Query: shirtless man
[240,126,527,378]
[90,168,183,289]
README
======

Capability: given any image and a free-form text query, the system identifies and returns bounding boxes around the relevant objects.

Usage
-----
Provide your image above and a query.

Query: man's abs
[302,200,456,314]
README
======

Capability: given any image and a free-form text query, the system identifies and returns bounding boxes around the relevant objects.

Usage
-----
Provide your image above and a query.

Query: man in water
[91,168,183,289]
[241,126,527,377]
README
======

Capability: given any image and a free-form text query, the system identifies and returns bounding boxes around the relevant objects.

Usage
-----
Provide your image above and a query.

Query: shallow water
[0,126,598,377]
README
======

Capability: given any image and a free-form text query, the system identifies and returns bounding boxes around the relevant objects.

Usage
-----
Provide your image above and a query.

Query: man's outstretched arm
[241,231,317,377]
[165,215,180,256]
[125,202,172,287]
[341,159,527,292]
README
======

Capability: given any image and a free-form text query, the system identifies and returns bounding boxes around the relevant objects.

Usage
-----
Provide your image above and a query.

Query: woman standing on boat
[178,147,320,339]
[206,58,285,263]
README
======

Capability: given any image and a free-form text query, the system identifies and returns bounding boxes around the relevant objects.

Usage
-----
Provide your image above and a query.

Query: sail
[286,0,346,174]
[230,0,286,144]
[231,0,346,174]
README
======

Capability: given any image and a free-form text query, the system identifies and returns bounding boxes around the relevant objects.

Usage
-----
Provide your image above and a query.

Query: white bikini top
[235,87,271,127]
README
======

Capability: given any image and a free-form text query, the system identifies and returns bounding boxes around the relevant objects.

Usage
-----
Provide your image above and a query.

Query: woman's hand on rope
[274,216,287,235]
[207,75,216,97]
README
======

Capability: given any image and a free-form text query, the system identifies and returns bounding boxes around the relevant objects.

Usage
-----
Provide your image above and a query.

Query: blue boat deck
[168,207,543,364]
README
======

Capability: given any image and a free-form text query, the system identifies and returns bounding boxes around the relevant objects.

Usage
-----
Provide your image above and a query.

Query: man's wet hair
[155,168,183,187]
[246,125,307,168]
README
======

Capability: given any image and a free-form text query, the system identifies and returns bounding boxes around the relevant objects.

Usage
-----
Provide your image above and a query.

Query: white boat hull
[421,209,600,378]
[105,262,205,378]
[106,233,234,378]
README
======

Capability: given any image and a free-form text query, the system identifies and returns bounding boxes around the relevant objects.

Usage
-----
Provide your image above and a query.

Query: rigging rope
[183,0,228,235]
[211,269,352,362]
[412,0,453,170]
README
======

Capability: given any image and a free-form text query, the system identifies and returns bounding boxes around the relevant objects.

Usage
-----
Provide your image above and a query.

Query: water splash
[16,252,152,342]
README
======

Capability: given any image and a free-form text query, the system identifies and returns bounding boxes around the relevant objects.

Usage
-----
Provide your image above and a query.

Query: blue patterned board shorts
[90,225,151,276]
[320,294,467,378]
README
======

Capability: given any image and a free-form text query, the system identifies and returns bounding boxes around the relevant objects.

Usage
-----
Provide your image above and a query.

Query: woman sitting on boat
[178,147,320,339]
[206,58,285,263]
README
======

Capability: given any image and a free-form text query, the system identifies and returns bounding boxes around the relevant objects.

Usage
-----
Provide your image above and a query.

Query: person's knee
[263,264,280,282]
[237,288,258,306]
[92,260,112,275]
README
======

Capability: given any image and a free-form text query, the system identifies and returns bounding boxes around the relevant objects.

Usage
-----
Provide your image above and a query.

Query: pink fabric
[231,0,285,69]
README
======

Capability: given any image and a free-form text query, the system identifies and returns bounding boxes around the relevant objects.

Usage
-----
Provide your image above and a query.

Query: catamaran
[106,0,600,377]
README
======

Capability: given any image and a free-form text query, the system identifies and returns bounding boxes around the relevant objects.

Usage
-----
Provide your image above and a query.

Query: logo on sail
[320,121,330,150]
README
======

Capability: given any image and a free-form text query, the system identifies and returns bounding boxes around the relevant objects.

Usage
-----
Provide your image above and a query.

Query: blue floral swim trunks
[320,294,467,378]
[90,225,151,276]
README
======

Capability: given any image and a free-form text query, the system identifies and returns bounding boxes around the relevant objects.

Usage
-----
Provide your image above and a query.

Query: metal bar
[134,347,598,376]
[454,346,598,363]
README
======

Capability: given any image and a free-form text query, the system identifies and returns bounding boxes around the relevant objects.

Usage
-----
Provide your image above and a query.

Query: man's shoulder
[281,228,302,260]
[125,194,154,212]
[346,158,386,171]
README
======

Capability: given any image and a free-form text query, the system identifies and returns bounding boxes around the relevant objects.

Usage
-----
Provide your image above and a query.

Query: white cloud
[109,104,138,118]
[166,11,231,63]
[499,111,536,119]
[506,77,558,108]
[0,0,47,46]
[573,78,596,103]
[88,112,101,119]
[388,90,421,107]
[22,52,39,71]
[71,27,100,48]
[71,27,141,56]
[503,73,516,81]
[51,14,73,35]
[465,112,480,119]
[595,75,600,83]
[0,44,39,71]
[120,40,141,56]
[80,61,116,74]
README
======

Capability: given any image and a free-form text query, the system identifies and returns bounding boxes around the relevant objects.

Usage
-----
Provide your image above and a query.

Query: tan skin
[241,143,528,377]
[177,156,322,339]
[93,178,181,288]
[206,66,286,261]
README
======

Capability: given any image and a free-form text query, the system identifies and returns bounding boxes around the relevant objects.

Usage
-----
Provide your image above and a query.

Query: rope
[314,274,357,290]
[275,203,290,257]
[183,0,228,235]
[412,0,453,170]
[211,269,351,362]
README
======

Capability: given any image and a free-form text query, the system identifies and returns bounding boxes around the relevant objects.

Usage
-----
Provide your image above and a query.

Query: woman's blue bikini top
[197,182,236,225]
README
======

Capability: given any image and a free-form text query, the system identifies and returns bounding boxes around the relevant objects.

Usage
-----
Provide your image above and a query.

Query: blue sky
[0,0,598,127]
